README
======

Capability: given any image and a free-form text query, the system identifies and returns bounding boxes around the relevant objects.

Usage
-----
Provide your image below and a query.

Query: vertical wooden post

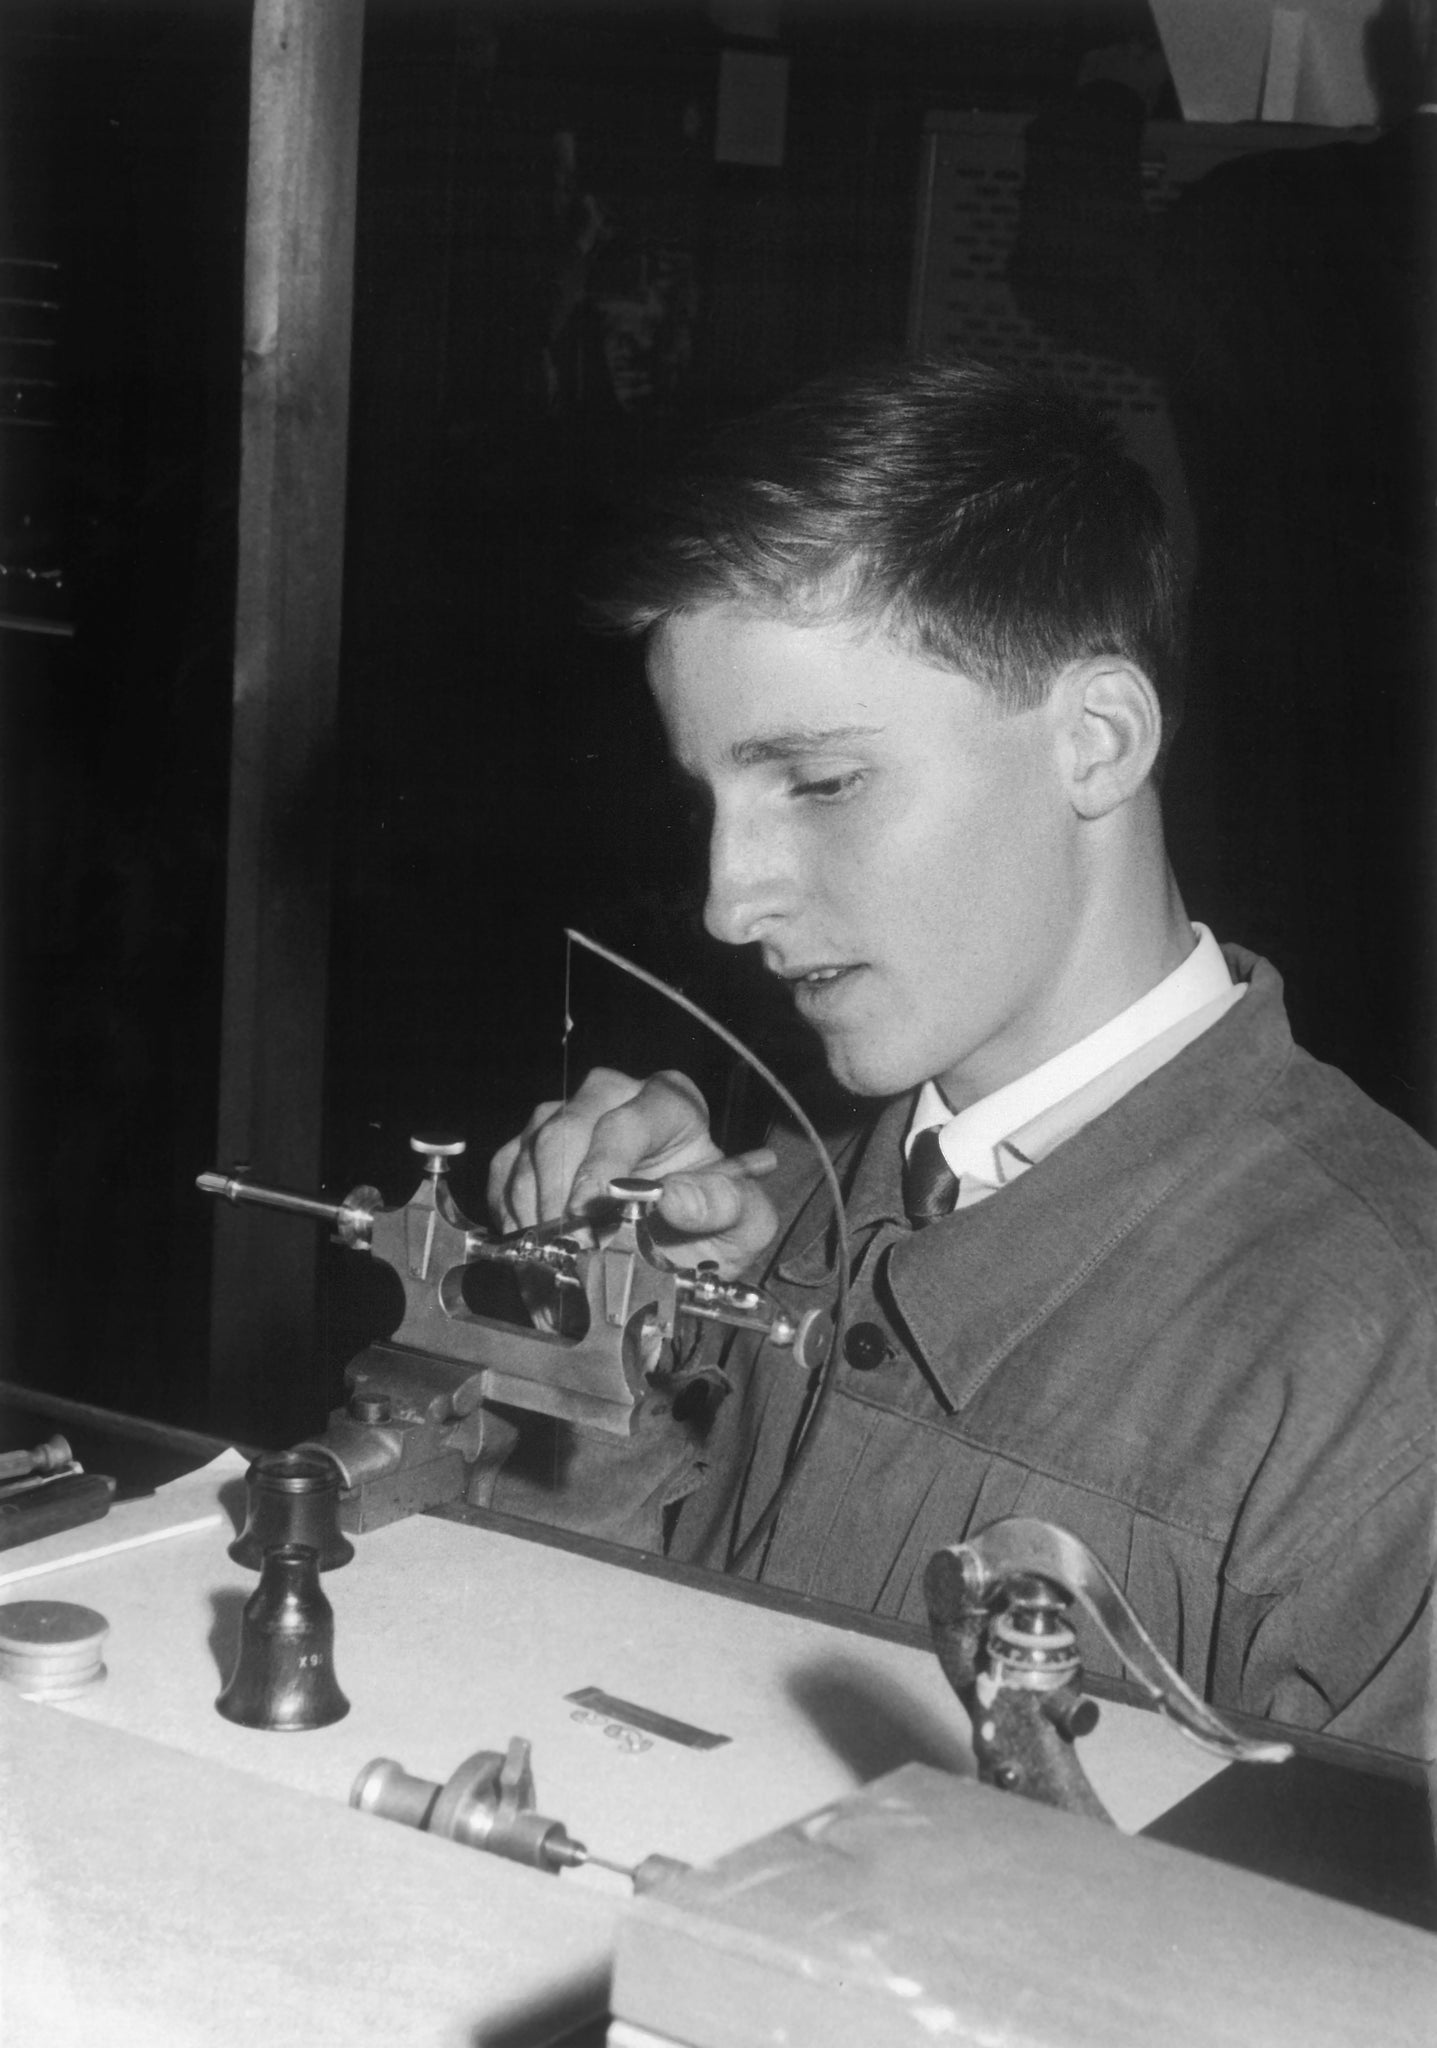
[209,0,365,1440]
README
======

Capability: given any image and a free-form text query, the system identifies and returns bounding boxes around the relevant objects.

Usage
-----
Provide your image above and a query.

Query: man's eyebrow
[728,725,883,767]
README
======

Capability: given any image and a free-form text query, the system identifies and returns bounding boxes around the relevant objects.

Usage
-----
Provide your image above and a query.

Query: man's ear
[1052,658,1163,819]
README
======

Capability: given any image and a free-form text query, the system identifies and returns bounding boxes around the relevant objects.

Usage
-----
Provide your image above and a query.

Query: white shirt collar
[908,925,1240,1187]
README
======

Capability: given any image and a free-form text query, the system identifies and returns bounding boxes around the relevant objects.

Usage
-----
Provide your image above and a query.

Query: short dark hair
[592,354,1182,722]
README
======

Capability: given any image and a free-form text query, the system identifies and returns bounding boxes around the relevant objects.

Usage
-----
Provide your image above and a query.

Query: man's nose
[703,808,792,947]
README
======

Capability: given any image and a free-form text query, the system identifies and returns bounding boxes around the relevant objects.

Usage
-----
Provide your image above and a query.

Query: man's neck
[937,816,1194,1113]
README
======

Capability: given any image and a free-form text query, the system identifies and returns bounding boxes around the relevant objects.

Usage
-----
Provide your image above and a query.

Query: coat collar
[771,948,1293,1409]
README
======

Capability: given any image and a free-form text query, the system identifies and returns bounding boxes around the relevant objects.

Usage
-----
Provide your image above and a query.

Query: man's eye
[791,769,864,801]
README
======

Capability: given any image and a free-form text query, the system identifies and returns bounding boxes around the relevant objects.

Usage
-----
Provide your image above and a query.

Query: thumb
[655,1170,750,1237]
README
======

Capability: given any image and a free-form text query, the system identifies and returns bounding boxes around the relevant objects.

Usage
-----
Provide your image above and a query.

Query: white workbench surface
[0,1454,1228,2046]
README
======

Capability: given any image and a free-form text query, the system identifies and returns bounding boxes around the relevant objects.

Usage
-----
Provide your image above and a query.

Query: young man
[488,358,1435,1758]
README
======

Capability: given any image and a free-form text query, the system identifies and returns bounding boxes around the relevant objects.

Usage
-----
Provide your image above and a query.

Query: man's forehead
[649,615,891,758]
[647,602,890,702]
[651,597,880,656]
[647,604,1003,741]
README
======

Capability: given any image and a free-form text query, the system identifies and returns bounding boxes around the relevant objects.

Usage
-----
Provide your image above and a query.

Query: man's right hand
[487,1067,780,1279]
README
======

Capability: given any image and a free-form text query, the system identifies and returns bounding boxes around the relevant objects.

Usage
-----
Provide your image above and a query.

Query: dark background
[1,0,1430,1440]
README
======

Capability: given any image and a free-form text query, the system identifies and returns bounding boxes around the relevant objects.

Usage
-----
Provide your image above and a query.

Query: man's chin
[815,1031,929,1102]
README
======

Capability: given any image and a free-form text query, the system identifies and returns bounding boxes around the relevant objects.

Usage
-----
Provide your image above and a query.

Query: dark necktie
[904,1126,960,1226]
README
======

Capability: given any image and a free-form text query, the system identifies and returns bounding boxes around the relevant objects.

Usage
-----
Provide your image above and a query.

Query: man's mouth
[774,959,854,983]
[779,963,864,1008]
